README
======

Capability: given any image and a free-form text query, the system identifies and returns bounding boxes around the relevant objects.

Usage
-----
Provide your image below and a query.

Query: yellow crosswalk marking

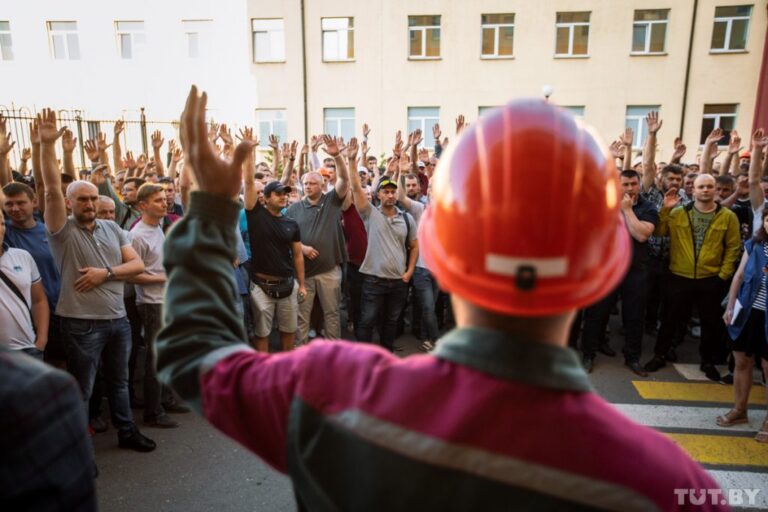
[667,433,768,467]
[633,381,764,404]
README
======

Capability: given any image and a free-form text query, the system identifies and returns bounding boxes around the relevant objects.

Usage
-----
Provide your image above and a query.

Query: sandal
[756,420,768,443]
[716,409,749,427]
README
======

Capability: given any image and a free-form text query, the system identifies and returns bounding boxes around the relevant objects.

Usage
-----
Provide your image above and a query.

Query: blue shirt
[4,221,61,310]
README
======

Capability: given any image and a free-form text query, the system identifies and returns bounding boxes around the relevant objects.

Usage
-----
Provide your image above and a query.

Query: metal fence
[0,103,179,171]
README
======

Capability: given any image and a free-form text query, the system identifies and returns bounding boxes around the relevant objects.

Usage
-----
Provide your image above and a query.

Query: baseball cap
[740,151,751,160]
[319,167,332,178]
[417,161,426,169]
[376,178,398,193]
[264,181,292,196]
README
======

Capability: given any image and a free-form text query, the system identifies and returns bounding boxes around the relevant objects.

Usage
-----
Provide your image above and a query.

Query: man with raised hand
[286,135,349,345]
[158,89,724,511]
[37,108,154,452]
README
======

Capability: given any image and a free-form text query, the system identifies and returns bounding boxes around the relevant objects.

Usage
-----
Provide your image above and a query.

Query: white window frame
[182,20,212,60]
[0,21,13,60]
[631,10,669,55]
[555,13,590,57]
[711,6,752,53]
[408,16,441,60]
[252,19,285,63]
[323,108,355,140]
[701,105,738,146]
[480,14,514,59]
[407,107,440,149]
[322,17,354,62]
[47,21,80,60]
[563,106,586,120]
[255,109,287,148]
[625,106,660,148]
[115,21,146,60]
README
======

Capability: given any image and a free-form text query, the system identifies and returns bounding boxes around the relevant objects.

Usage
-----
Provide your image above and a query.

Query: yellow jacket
[655,203,741,280]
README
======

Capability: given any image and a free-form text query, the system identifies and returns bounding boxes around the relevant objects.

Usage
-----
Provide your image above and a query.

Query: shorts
[730,308,768,360]
[250,280,298,337]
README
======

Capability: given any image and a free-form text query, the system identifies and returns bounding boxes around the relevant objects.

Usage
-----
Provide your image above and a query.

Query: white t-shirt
[130,221,166,305]
[0,247,41,349]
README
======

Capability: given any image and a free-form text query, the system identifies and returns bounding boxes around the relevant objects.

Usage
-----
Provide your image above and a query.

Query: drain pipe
[680,0,699,140]
[300,0,308,143]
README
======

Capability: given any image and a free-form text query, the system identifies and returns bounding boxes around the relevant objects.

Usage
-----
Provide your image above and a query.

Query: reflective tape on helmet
[485,254,568,278]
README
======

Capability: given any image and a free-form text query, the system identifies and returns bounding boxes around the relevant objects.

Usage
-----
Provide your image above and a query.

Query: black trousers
[582,266,646,363]
[653,274,727,364]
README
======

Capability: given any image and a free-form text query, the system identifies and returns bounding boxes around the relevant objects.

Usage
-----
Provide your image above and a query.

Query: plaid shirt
[0,348,96,511]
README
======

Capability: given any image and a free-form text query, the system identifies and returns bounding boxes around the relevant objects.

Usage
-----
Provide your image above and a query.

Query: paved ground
[94,314,768,511]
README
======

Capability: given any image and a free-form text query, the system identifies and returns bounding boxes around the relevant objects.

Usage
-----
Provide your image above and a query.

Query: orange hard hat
[419,99,630,317]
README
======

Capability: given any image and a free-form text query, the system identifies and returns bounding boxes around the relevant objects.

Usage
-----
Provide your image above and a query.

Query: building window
[0,21,13,60]
[408,15,440,59]
[115,21,146,60]
[407,107,439,148]
[555,12,590,57]
[481,14,514,58]
[625,106,660,148]
[700,104,737,145]
[182,20,212,59]
[252,19,285,63]
[255,109,287,148]
[322,17,354,61]
[47,21,80,60]
[632,9,669,54]
[324,108,355,141]
[711,5,752,52]
[563,106,586,119]
[479,106,500,116]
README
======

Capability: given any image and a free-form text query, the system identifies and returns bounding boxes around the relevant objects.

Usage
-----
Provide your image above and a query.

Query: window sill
[322,59,356,63]
[553,54,589,59]
[480,55,514,60]
[408,56,442,61]
[709,49,748,55]
[253,60,287,64]
[629,51,668,57]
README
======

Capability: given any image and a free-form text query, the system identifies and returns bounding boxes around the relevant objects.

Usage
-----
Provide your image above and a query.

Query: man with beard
[97,174,143,230]
[37,109,154,452]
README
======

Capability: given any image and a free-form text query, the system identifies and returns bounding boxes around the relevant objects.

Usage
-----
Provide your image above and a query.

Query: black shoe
[582,355,595,373]
[700,364,721,382]
[625,361,649,378]
[665,347,677,363]
[90,416,108,433]
[598,344,616,357]
[144,414,179,429]
[162,401,191,414]
[118,428,156,452]
[721,373,734,385]
[644,356,666,372]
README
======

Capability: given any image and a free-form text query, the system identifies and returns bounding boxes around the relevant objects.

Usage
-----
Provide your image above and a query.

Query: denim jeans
[138,304,165,420]
[356,275,408,351]
[63,316,135,433]
[412,267,440,341]
[21,346,45,361]
[346,263,364,327]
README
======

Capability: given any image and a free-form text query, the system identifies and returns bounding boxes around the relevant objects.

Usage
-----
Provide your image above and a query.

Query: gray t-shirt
[130,220,165,305]
[47,218,129,319]
[286,189,347,278]
[359,204,417,279]
[405,200,429,270]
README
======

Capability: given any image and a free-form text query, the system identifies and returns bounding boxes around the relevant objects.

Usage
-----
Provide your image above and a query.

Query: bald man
[37,109,155,452]
[644,174,742,381]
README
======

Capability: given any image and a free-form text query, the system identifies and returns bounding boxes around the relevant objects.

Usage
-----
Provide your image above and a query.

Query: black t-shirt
[629,195,659,268]
[245,202,301,278]
[731,198,754,242]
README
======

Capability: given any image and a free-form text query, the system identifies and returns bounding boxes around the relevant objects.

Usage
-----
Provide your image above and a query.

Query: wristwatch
[105,266,115,281]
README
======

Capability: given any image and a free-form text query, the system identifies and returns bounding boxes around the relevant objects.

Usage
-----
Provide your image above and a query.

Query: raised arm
[38,109,68,233]
[433,123,443,159]
[721,130,741,176]
[396,154,413,211]
[113,120,124,179]
[60,129,78,180]
[281,140,298,186]
[700,128,722,175]
[267,134,280,178]
[238,127,261,210]
[167,140,182,179]
[619,127,634,172]
[749,129,768,210]
[335,136,352,199]
[643,112,661,188]
[347,135,371,214]
[96,132,112,177]
[408,129,422,174]
[18,148,31,176]
[29,120,44,211]
[670,137,686,165]
[0,113,15,186]
[151,130,166,177]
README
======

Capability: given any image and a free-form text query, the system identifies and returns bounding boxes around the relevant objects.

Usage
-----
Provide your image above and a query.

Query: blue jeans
[63,316,135,433]
[356,275,408,351]
[413,267,440,341]
[138,304,165,420]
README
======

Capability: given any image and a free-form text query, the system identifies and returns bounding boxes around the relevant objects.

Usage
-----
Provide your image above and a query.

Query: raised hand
[705,128,724,146]
[619,127,634,147]
[662,187,679,209]
[218,124,233,146]
[322,134,341,157]
[38,109,66,144]
[289,140,298,159]
[345,137,359,161]
[84,140,99,162]
[455,115,467,135]
[408,129,423,148]
[645,111,662,135]
[268,134,280,150]
[124,151,137,170]
[61,129,77,153]
[180,86,256,199]
[386,156,398,175]
[432,123,441,141]
[171,147,183,163]
[97,132,111,152]
[236,126,258,146]
[208,120,219,142]
[671,137,687,162]
[21,148,31,161]
[753,128,768,149]
[0,114,15,154]
[29,119,40,145]
[399,154,411,173]
[137,153,147,170]
[418,147,429,163]
[114,120,125,137]
[728,130,742,155]
[362,123,370,139]
[150,130,164,150]
[608,140,624,160]
[361,139,369,156]
[310,135,322,152]
[301,143,309,155]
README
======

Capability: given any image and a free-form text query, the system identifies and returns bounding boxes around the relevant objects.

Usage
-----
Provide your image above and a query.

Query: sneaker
[144,414,179,429]
[625,361,649,378]
[582,355,595,373]
[721,373,734,385]
[90,416,108,433]
[643,356,666,372]
[700,363,721,382]
[118,428,157,452]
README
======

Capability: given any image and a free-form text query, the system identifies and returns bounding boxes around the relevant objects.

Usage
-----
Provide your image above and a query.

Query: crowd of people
[0,93,766,504]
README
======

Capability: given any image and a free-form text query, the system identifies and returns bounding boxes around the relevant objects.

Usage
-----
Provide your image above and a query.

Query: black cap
[376,178,398,193]
[264,181,292,196]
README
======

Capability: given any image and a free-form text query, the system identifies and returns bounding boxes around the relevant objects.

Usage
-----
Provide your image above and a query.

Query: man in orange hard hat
[157,87,726,511]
